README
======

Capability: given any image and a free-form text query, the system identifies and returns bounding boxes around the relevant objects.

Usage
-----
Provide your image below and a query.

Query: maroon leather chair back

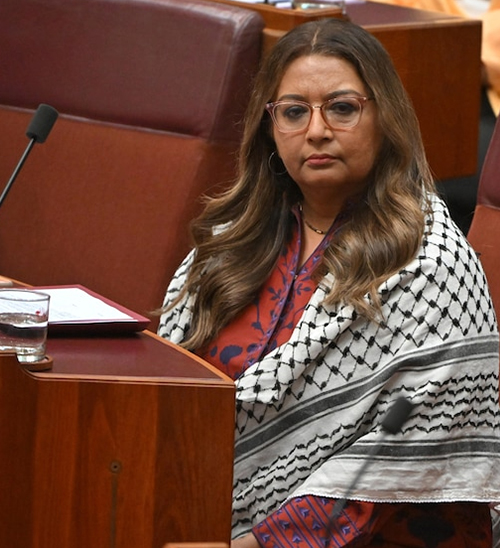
[468,115,500,320]
[0,0,262,143]
[0,0,263,325]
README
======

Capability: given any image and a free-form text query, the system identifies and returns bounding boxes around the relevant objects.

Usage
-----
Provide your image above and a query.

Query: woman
[158,19,500,547]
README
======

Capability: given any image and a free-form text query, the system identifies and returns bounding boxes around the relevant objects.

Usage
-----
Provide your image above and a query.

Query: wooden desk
[0,331,235,548]
[349,1,482,181]
[211,0,482,180]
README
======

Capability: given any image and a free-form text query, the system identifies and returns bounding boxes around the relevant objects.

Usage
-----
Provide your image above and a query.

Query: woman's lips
[305,154,336,166]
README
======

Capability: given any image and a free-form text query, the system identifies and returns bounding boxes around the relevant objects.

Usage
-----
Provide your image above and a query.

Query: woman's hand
[231,532,260,548]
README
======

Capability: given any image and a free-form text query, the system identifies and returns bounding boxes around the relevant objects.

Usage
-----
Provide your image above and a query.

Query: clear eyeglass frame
[265,96,372,134]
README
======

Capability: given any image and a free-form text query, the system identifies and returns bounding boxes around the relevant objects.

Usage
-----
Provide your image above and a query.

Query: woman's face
[271,54,383,205]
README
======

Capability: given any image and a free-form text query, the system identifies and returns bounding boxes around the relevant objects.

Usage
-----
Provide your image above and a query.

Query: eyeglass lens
[271,97,363,132]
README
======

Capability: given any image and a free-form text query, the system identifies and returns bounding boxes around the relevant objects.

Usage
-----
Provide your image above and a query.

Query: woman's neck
[299,202,339,235]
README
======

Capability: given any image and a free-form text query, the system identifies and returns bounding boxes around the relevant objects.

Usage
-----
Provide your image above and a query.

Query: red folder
[32,284,151,334]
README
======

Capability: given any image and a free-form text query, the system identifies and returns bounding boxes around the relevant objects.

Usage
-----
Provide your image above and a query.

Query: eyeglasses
[265,96,371,133]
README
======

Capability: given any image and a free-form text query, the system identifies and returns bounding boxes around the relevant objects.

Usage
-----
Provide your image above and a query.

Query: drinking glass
[0,289,50,363]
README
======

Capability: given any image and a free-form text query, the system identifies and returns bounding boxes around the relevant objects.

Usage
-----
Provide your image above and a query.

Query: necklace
[298,203,328,235]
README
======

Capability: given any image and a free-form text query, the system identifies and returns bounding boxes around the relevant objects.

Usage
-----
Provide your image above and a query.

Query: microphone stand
[327,430,389,524]
[324,397,414,548]
[0,137,36,208]
[0,103,58,209]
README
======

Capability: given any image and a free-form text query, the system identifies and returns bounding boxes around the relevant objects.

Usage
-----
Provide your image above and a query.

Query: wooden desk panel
[349,1,482,180]
[210,0,482,180]
[0,333,235,548]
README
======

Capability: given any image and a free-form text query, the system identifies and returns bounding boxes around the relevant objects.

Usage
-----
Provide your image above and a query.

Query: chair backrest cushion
[0,0,263,142]
[0,0,263,323]
[467,115,500,320]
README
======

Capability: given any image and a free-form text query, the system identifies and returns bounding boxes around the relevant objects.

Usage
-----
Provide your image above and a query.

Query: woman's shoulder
[377,193,498,337]
[382,192,488,296]
[420,193,477,264]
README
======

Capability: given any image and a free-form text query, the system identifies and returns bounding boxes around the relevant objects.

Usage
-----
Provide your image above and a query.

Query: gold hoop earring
[268,151,288,176]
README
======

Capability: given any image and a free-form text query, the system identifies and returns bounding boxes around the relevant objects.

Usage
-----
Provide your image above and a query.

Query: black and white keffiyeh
[158,195,500,538]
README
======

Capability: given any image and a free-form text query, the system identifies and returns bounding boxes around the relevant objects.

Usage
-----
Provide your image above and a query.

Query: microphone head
[25,104,59,143]
[381,397,414,435]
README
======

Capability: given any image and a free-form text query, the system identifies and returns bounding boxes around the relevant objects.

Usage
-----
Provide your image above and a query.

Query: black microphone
[0,104,59,208]
[325,397,414,542]
[381,396,414,434]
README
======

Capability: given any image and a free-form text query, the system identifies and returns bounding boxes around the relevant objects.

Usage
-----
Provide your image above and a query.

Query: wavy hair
[167,18,435,351]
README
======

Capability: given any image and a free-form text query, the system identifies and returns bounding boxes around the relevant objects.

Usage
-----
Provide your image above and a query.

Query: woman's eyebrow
[276,89,365,102]
[275,93,307,102]
[325,89,365,99]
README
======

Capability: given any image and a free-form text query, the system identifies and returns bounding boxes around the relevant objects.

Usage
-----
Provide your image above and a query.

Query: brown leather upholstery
[0,0,263,326]
[468,115,500,320]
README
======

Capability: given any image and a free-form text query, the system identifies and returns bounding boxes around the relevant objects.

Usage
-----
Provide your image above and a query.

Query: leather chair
[0,0,263,327]
[468,114,500,548]
[468,115,500,320]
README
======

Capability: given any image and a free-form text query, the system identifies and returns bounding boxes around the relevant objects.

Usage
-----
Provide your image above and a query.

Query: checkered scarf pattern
[158,195,500,538]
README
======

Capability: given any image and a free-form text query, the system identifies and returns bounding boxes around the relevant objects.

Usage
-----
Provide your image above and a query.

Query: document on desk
[33,285,150,333]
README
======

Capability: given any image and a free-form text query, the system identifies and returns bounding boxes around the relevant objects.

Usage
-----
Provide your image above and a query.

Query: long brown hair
[167,18,435,350]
